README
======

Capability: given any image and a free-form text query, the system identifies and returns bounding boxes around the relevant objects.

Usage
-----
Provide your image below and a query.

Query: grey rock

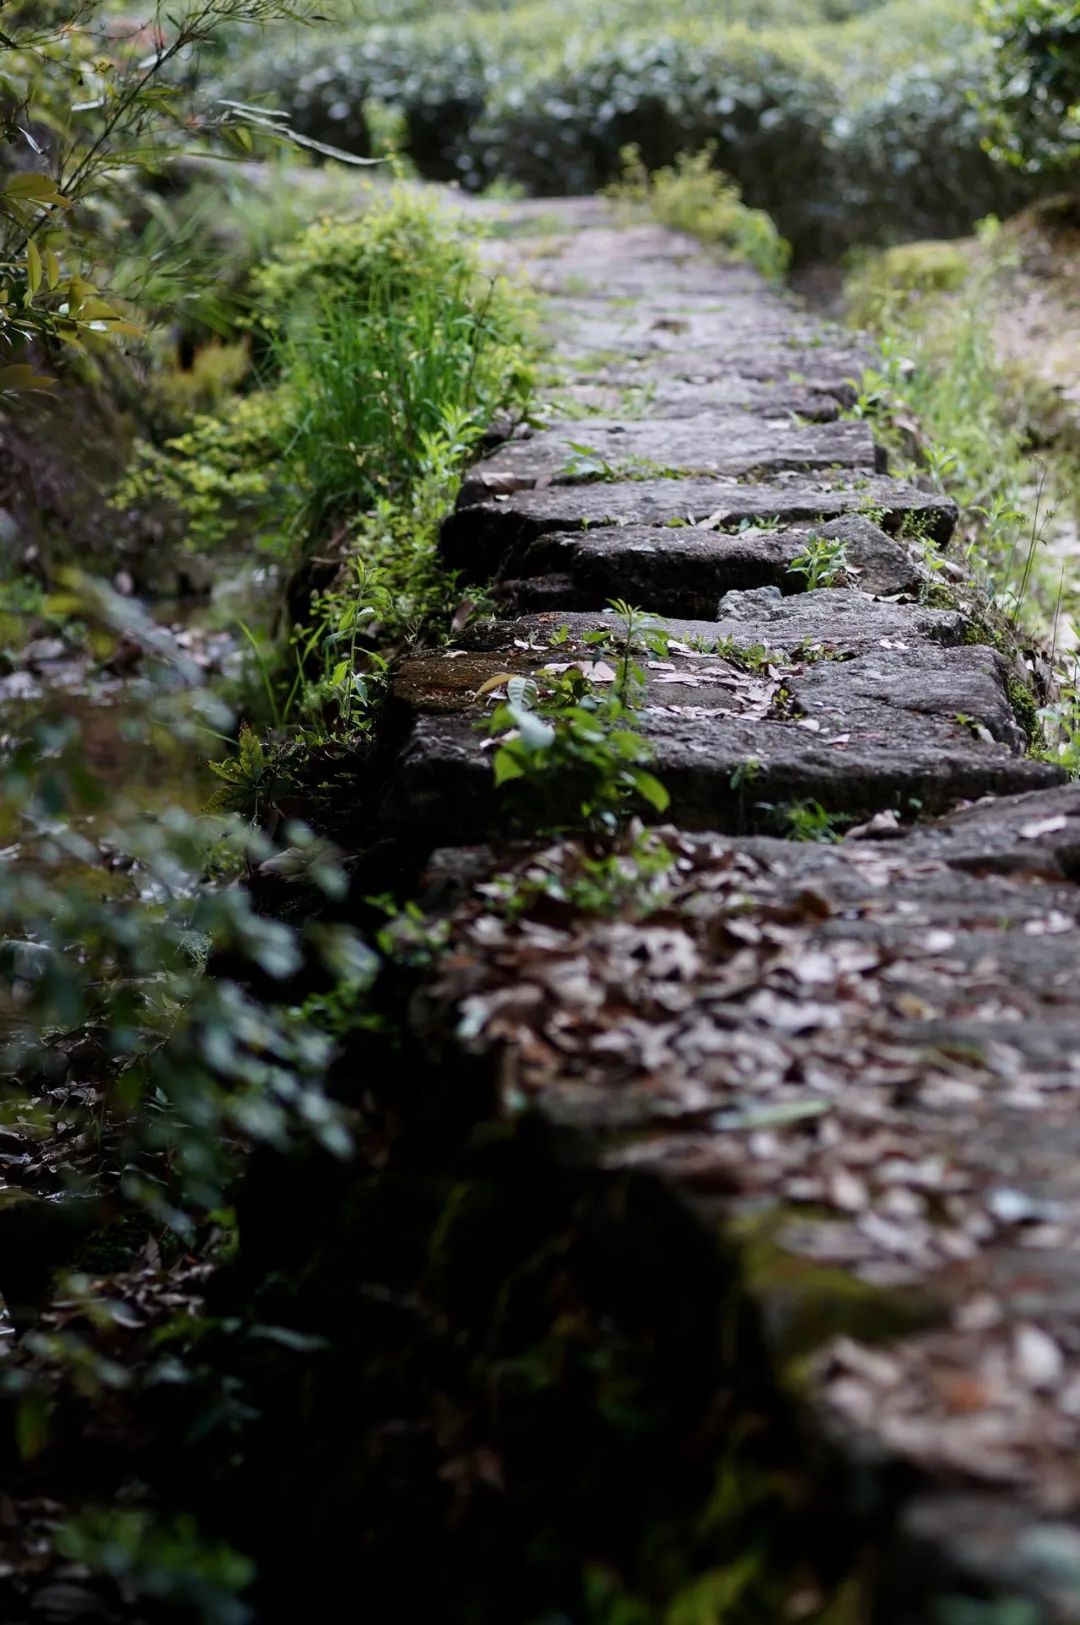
[486,513,923,615]
[717,586,784,614]
[549,376,848,420]
[889,1496,1080,1623]
[458,415,877,507]
[442,475,957,583]
[382,605,1060,843]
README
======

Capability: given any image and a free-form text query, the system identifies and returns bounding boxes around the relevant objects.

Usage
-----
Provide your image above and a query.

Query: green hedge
[979,0,1080,172]
[471,33,842,240]
[210,15,1040,255]
[834,62,1035,246]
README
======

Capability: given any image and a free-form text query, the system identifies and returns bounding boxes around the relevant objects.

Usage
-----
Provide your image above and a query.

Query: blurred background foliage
[199,0,1052,253]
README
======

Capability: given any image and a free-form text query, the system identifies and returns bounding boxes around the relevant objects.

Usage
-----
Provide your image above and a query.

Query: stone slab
[548,377,849,421]
[458,416,878,505]
[417,780,1080,1613]
[487,515,924,615]
[382,606,1061,844]
[546,304,826,366]
[556,342,872,396]
[481,221,771,301]
[442,475,958,582]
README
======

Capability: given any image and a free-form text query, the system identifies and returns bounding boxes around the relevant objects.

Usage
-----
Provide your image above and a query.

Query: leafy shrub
[0,578,369,1226]
[845,238,972,326]
[250,186,494,323]
[118,189,535,565]
[845,224,1062,629]
[834,60,1034,247]
[212,24,841,245]
[56,1510,254,1625]
[0,0,316,396]
[608,144,791,280]
[213,32,496,182]
[484,28,841,236]
[120,389,291,557]
[980,0,1080,172]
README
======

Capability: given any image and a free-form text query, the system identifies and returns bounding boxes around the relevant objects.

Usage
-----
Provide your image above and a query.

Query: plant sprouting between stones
[486,601,671,834]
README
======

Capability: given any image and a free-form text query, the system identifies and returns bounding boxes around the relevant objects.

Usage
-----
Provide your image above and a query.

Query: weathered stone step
[442,474,957,583]
[485,515,921,615]
[484,221,774,301]
[546,296,818,349]
[546,303,847,373]
[546,329,871,400]
[419,783,1080,1616]
[458,416,878,506]
[382,604,1061,843]
[551,374,850,421]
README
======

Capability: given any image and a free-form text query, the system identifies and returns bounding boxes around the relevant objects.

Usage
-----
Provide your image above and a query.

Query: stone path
[392,202,1080,1618]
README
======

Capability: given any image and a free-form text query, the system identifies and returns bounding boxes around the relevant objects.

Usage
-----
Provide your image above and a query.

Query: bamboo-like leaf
[475,671,515,697]
[2,172,69,205]
[0,363,55,394]
[25,241,42,298]
[630,769,670,813]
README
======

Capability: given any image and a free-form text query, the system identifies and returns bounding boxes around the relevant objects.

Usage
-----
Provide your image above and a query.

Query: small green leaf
[15,1391,50,1461]
[3,172,68,203]
[25,240,41,298]
[506,674,538,709]
[238,725,265,784]
[493,748,526,786]
[631,769,670,812]
[511,707,556,750]
[0,362,54,394]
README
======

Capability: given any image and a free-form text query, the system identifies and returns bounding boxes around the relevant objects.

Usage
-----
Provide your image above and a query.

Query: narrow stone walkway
[394,203,1080,1618]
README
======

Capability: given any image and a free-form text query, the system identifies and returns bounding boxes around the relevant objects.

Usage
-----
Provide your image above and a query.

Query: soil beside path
[375,199,1080,1620]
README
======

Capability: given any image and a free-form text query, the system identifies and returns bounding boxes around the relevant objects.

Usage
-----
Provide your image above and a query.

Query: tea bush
[250,186,495,322]
[980,0,1080,173]
[209,0,1042,254]
[838,60,1034,245]
[214,25,842,247]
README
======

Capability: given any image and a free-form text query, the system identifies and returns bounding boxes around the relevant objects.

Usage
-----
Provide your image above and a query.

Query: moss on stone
[1007,674,1043,751]
[919,580,960,612]
[845,239,972,330]
[736,1218,940,1374]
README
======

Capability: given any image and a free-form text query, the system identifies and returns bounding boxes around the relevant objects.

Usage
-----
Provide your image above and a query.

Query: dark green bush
[473,33,842,243]
[835,61,1035,247]
[214,27,843,248]
[980,0,1080,172]
[213,32,497,179]
[211,10,1049,256]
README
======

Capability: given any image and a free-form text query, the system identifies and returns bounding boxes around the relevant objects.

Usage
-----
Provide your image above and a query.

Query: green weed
[762,798,851,841]
[787,533,855,590]
[487,602,671,834]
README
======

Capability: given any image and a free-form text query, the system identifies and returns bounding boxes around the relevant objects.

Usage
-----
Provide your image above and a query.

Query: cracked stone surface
[483,514,924,614]
[383,607,1061,842]
[457,416,878,507]
[546,375,852,421]
[442,474,957,581]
